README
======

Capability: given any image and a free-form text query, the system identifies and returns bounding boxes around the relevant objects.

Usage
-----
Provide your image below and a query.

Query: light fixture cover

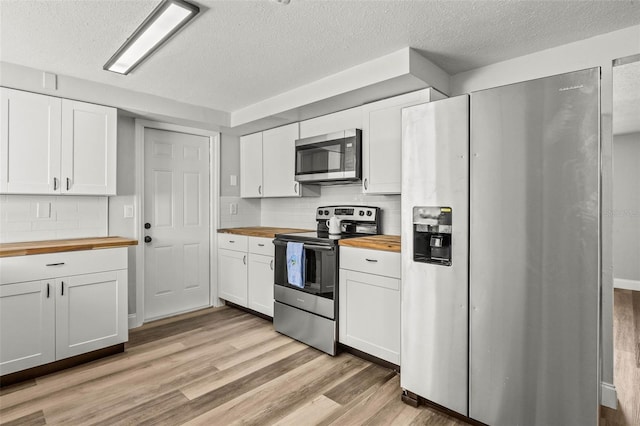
[104,0,199,75]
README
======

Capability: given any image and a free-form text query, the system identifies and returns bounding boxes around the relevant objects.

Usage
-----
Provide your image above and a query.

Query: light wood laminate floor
[601,289,640,426]
[1,292,638,426]
[0,306,464,426]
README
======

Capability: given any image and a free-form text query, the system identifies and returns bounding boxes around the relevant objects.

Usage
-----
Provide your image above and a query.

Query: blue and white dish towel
[286,242,305,288]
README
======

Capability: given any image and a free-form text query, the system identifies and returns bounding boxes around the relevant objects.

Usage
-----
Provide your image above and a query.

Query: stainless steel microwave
[294,129,362,184]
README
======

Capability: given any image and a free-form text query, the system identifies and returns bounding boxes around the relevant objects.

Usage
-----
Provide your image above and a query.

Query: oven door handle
[273,240,335,252]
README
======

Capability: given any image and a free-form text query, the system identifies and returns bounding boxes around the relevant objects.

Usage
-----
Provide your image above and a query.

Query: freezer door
[400,95,470,415]
[469,68,600,426]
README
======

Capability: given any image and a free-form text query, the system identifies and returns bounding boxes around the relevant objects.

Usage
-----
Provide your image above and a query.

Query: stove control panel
[316,206,379,222]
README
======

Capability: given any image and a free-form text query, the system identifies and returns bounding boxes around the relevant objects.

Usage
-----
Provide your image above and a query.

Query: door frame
[133,119,221,328]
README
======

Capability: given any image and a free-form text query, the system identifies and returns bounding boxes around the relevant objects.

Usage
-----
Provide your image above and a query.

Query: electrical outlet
[230,203,238,215]
[36,202,51,218]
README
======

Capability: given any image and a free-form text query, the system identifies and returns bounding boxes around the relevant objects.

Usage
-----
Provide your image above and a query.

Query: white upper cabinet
[262,123,299,197]
[0,87,117,196]
[240,132,263,198]
[61,99,117,195]
[0,88,61,194]
[361,88,445,194]
[240,123,307,198]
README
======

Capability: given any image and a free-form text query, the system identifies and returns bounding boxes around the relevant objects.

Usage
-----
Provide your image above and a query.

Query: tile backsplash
[260,184,401,235]
[0,195,108,243]
[219,196,261,229]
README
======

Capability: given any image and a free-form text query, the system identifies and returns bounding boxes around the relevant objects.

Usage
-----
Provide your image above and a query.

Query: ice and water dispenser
[413,206,453,266]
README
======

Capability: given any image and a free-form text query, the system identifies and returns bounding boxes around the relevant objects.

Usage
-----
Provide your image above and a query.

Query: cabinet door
[362,89,435,194]
[0,280,55,375]
[218,248,248,306]
[248,253,274,317]
[55,270,127,359]
[262,123,300,197]
[339,269,400,364]
[61,100,117,195]
[0,88,61,194]
[240,132,263,198]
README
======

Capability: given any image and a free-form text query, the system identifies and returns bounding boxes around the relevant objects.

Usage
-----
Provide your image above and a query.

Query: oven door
[273,239,337,299]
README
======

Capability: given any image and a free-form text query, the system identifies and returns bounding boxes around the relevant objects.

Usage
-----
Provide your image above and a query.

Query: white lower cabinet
[248,254,274,317]
[217,234,274,317]
[218,248,248,306]
[339,246,401,364]
[0,281,55,375]
[0,248,128,375]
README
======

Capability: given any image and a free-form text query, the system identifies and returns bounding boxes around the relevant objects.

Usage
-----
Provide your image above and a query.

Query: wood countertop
[217,227,313,238]
[339,235,401,253]
[0,236,138,258]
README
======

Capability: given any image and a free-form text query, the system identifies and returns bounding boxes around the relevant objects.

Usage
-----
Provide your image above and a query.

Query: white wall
[450,24,640,395]
[108,114,138,315]
[613,132,640,283]
[261,185,401,235]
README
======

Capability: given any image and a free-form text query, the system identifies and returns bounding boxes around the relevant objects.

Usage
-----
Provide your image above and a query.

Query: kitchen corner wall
[261,184,401,234]
[109,114,138,316]
[219,134,261,228]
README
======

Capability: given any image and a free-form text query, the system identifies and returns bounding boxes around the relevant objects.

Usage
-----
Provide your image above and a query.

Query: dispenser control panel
[413,206,452,266]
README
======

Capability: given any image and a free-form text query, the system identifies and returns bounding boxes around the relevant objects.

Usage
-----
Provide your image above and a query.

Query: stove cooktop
[274,231,362,245]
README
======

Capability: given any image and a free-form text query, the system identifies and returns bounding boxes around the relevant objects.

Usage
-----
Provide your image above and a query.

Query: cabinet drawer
[0,248,127,285]
[218,234,248,252]
[248,237,274,256]
[340,246,401,279]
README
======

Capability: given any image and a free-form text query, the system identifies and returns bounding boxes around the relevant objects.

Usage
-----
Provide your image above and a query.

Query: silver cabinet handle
[66,178,70,191]
[229,240,235,243]
[243,255,246,265]
[46,283,50,298]
[270,259,274,270]
[294,182,298,193]
[365,258,378,263]
[46,262,65,267]
[258,185,262,195]
[363,178,368,190]
[53,177,59,191]
[258,243,265,247]
[61,281,65,296]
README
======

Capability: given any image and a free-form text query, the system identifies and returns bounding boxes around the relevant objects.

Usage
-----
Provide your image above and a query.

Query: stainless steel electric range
[273,205,381,355]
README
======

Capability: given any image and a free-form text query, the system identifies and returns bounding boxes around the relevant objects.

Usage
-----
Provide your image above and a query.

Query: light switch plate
[230,175,237,186]
[124,205,134,218]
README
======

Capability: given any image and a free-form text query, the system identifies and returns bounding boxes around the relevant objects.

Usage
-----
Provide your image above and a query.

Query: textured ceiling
[1,0,640,113]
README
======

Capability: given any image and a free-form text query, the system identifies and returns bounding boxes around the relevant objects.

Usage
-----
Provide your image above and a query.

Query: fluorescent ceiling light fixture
[104,0,199,75]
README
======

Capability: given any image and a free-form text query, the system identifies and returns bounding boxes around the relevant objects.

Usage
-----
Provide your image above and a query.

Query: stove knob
[324,210,329,215]
[318,210,324,215]
[359,211,365,216]
[366,210,373,216]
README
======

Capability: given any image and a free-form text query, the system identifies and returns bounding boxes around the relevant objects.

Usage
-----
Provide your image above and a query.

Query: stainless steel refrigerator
[401,68,600,425]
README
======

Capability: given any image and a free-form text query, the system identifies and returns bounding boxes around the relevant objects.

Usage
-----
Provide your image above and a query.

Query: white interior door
[144,128,210,320]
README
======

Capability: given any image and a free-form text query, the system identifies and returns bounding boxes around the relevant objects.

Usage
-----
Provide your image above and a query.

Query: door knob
[144,236,152,243]
[144,223,151,229]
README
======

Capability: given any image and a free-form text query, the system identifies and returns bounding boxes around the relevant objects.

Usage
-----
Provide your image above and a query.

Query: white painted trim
[614,278,640,291]
[128,314,137,330]
[134,119,221,327]
[601,381,618,409]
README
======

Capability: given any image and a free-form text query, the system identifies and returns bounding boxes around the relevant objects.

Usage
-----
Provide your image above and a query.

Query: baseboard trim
[601,381,618,409]
[614,278,640,291]
[128,313,138,329]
